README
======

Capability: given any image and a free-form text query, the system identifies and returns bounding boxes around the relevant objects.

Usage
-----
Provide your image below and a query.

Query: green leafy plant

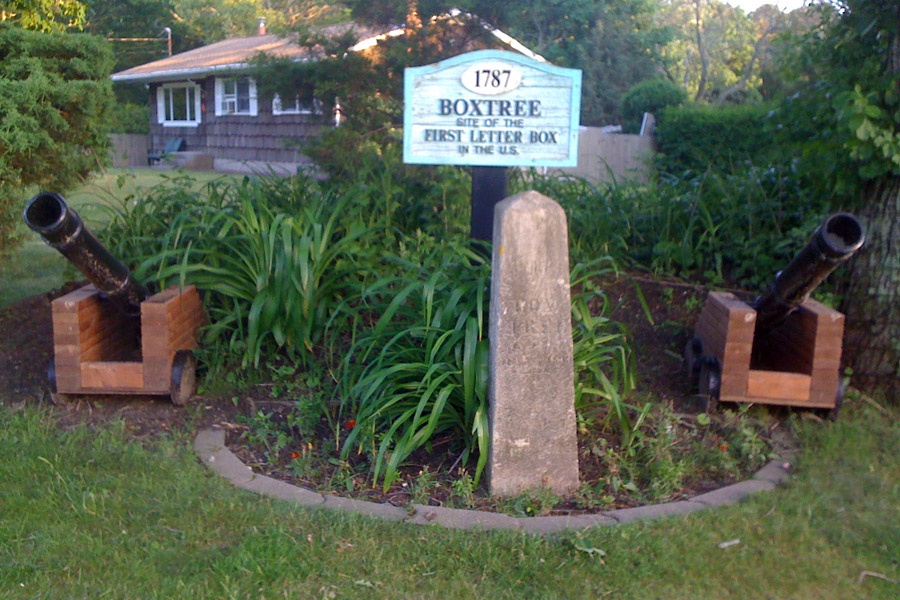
[408,467,440,505]
[196,193,365,366]
[448,471,478,509]
[570,258,644,449]
[508,487,562,517]
[107,177,373,369]
[340,246,491,491]
[239,409,292,463]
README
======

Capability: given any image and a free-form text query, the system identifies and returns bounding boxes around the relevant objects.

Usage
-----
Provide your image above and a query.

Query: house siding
[148,78,324,165]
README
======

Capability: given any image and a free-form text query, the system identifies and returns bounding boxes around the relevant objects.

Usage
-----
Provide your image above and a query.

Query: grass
[0,168,232,308]
[0,395,896,598]
[0,242,75,306]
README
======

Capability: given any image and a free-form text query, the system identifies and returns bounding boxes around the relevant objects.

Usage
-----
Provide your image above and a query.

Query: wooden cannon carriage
[25,192,204,405]
[689,291,845,412]
[49,284,204,404]
[686,213,865,416]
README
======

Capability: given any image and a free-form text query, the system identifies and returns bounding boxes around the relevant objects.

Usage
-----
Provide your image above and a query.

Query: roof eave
[111,55,313,84]
[111,63,251,83]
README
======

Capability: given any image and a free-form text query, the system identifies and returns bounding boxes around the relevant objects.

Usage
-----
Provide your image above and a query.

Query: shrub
[620,79,687,134]
[519,171,654,266]
[96,169,640,490]
[523,162,826,290]
[320,143,472,241]
[654,102,776,173]
[0,25,114,255]
[0,187,23,259]
[159,190,371,369]
[570,259,636,419]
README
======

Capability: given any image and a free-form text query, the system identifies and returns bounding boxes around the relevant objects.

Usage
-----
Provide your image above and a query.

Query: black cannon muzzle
[24,192,150,317]
[752,212,865,333]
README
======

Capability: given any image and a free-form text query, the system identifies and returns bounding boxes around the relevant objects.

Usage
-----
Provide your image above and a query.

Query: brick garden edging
[194,428,793,534]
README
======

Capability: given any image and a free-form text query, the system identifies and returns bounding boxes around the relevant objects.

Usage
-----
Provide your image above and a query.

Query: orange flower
[719,443,729,453]
[291,451,301,460]
[344,418,356,430]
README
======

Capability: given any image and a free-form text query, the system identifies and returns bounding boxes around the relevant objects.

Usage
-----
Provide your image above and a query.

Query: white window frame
[272,93,322,116]
[156,82,202,127]
[215,76,258,117]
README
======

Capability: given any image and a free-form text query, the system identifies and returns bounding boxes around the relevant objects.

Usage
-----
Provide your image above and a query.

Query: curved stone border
[194,428,793,534]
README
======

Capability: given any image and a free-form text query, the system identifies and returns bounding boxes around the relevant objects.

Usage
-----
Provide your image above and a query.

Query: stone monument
[488,190,579,497]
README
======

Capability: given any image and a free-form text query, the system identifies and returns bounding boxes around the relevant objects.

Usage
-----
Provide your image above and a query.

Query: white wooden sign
[403,50,581,167]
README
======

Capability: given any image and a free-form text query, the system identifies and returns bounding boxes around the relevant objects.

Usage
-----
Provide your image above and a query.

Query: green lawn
[0,395,896,599]
[0,168,234,308]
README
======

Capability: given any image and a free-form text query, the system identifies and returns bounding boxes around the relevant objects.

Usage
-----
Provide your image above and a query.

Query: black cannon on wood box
[686,213,865,415]
[25,192,204,404]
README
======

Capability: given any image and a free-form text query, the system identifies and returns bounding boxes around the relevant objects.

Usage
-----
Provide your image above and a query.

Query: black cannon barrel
[24,192,150,317]
[752,212,865,333]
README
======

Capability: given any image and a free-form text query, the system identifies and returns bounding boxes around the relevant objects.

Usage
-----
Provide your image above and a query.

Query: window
[157,83,202,126]
[272,93,322,116]
[215,77,258,116]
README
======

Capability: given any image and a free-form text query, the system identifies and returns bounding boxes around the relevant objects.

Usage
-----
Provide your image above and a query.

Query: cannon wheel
[170,350,197,406]
[685,337,704,378]
[698,356,722,412]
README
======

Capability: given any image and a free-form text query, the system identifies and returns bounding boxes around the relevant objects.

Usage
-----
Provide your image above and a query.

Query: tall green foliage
[0,24,114,256]
[94,166,640,490]
[339,249,638,491]
[339,247,491,491]
[528,164,822,291]
[99,175,371,369]
[340,0,671,125]
[569,0,674,125]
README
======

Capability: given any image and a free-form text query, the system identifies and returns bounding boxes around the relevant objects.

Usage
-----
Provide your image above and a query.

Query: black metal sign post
[470,166,508,244]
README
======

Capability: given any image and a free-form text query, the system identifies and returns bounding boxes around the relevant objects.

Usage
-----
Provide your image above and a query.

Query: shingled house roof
[111,10,544,84]
[110,24,374,83]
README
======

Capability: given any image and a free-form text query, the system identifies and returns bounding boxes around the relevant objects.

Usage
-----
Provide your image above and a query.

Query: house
[110,11,545,174]
[111,20,353,173]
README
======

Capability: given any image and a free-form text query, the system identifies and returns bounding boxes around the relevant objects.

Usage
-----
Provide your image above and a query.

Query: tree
[621,78,687,133]
[660,0,762,103]
[340,0,672,125]
[828,1,900,401]
[85,0,183,71]
[778,1,900,400]
[249,8,509,179]
[0,0,86,31]
[578,0,672,124]
[0,24,114,256]
[169,0,345,43]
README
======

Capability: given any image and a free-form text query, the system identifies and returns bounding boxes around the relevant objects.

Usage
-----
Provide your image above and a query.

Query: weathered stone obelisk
[488,191,579,497]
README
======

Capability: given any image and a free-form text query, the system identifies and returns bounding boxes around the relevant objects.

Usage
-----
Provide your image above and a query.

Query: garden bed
[0,272,796,515]
[219,273,797,514]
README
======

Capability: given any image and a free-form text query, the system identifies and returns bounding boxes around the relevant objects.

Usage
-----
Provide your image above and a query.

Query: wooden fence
[109,134,149,167]
[550,127,654,184]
